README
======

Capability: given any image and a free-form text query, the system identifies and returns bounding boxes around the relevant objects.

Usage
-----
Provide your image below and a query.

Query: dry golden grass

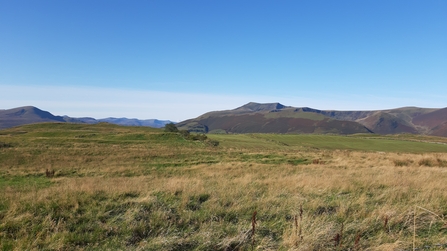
[1,124,447,250]
[4,152,447,249]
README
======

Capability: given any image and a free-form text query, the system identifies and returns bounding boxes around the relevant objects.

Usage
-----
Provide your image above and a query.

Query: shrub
[164,123,179,132]
[436,158,447,167]
[179,130,190,138]
[45,169,55,178]
[190,134,207,141]
[312,159,325,164]
[207,140,220,147]
[419,158,435,167]
[393,159,413,167]
[418,158,447,167]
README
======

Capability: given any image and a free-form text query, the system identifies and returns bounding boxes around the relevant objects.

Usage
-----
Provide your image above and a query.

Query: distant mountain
[177,102,447,136]
[411,107,447,136]
[0,106,174,129]
[0,106,68,129]
[3,104,447,136]
[177,102,372,135]
[96,118,172,128]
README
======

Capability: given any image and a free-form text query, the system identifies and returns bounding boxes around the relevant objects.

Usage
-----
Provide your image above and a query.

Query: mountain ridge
[2,103,447,137]
[177,102,447,136]
[0,106,173,129]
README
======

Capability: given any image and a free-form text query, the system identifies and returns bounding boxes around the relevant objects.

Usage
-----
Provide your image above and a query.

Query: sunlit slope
[2,123,447,153]
[178,102,447,136]
[177,102,372,134]
[209,134,447,153]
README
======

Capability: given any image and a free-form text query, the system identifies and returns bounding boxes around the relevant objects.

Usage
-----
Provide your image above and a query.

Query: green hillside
[209,133,447,153]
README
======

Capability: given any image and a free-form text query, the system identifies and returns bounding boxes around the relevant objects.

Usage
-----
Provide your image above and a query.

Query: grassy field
[1,123,447,250]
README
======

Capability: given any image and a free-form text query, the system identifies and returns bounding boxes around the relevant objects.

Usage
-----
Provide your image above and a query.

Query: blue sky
[1,0,446,121]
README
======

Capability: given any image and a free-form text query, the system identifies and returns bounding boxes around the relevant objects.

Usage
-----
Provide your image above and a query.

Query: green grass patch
[209,134,447,153]
[238,153,309,165]
[0,175,53,190]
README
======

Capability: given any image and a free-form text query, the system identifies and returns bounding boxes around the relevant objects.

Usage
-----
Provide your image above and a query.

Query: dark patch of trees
[164,123,219,147]
[164,123,179,132]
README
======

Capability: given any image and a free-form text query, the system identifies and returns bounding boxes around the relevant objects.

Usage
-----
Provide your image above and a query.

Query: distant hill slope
[410,107,447,136]
[0,106,68,129]
[3,104,447,136]
[412,107,447,128]
[177,102,447,136]
[0,106,173,129]
[177,102,372,135]
[95,118,172,127]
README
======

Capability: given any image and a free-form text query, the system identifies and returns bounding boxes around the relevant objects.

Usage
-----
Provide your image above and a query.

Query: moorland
[177,102,447,136]
[1,123,447,250]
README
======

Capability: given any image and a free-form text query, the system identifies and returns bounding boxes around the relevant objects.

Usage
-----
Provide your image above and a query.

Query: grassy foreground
[1,123,447,250]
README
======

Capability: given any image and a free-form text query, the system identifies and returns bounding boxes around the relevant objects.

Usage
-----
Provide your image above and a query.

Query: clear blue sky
[1,0,446,121]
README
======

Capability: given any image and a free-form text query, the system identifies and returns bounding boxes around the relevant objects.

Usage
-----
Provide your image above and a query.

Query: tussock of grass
[0,141,12,148]
[393,159,413,167]
[418,157,447,167]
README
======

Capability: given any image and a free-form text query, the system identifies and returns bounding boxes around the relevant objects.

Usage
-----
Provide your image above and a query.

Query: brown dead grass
[2,137,447,250]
